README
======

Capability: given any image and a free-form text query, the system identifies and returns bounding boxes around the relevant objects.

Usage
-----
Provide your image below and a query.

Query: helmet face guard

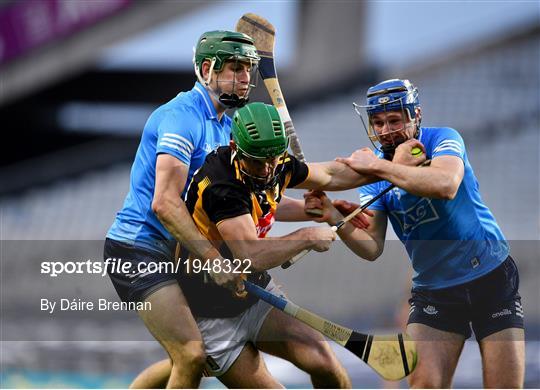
[194,31,260,108]
[353,79,420,155]
[213,56,259,108]
[237,154,287,192]
[231,102,289,191]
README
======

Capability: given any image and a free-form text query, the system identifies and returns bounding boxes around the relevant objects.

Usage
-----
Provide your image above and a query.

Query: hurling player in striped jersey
[307,79,524,388]
[128,102,389,388]
[104,31,261,388]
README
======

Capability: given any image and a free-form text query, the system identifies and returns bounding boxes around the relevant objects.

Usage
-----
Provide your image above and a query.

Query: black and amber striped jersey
[178,146,309,317]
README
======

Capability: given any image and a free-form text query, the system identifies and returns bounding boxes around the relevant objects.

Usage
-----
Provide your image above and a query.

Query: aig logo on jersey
[392,187,403,200]
[390,197,440,235]
[203,142,222,153]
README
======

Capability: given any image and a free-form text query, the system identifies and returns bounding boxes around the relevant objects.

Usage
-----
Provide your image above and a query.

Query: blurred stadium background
[1,0,538,388]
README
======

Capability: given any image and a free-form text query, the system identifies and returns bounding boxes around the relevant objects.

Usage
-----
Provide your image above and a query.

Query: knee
[169,341,206,371]
[305,343,350,388]
[305,343,341,374]
[408,373,447,389]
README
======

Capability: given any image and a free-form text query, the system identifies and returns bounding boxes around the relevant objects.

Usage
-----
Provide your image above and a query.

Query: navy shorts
[408,256,524,340]
[103,238,178,303]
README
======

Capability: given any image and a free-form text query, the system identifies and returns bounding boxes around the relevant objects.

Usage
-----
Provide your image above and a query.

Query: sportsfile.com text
[40,258,252,277]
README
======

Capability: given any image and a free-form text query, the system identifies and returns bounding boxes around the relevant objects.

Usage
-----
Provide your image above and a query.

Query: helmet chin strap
[219,92,249,108]
[241,169,282,192]
[205,81,249,109]
[208,70,250,109]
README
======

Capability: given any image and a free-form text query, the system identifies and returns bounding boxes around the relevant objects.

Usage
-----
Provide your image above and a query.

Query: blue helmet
[366,79,420,119]
[353,79,421,155]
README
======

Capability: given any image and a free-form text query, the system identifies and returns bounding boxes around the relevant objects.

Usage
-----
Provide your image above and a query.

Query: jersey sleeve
[431,127,466,160]
[285,155,309,188]
[202,181,253,224]
[156,108,202,166]
[357,183,387,211]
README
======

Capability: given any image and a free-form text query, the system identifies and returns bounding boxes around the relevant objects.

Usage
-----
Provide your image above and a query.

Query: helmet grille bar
[272,120,282,136]
[367,85,408,98]
[245,123,260,139]
[221,37,254,45]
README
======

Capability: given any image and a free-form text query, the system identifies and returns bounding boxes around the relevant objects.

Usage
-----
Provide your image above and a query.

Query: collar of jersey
[193,82,218,120]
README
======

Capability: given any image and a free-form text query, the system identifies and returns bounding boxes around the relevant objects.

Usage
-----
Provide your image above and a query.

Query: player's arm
[276,195,373,229]
[337,139,464,199]
[216,214,335,272]
[305,191,387,261]
[295,160,379,191]
[369,154,463,199]
[275,195,312,221]
[152,154,220,260]
[333,209,387,261]
[276,161,373,227]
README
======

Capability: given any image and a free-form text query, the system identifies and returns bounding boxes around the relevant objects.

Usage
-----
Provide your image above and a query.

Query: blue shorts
[408,256,524,340]
[103,238,178,304]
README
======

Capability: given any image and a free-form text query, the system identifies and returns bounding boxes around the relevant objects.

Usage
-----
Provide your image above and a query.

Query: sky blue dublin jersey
[107,82,232,255]
[358,127,508,290]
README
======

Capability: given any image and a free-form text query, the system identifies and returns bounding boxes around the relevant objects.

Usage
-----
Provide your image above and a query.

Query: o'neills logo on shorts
[491,309,512,318]
[423,305,438,315]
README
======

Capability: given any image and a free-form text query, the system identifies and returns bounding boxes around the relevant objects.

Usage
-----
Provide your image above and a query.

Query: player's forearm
[325,210,382,261]
[230,230,313,272]
[371,159,458,199]
[275,196,312,221]
[337,223,383,261]
[310,161,378,191]
[153,197,219,259]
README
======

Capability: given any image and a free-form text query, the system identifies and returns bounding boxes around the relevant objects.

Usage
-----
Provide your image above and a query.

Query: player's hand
[303,190,342,225]
[209,265,246,296]
[303,226,337,252]
[234,274,248,299]
[305,191,374,230]
[335,147,379,173]
[393,140,426,166]
[333,199,374,229]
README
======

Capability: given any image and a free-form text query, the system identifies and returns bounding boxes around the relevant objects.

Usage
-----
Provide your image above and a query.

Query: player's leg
[470,256,525,388]
[478,328,525,388]
[405,323,465,388]
[254,282,350,388]
[218,342,283,388]
[256,308,350,388]
[138,284,205,389]
[256,308,351,388]
[406,285,471,388]
[129,359,171,389]
[188,296,286,387]
[104,239,205,389]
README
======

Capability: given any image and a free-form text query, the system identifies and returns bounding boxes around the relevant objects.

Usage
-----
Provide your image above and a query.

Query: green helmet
[232,103,289,159]
[194,30,259,75]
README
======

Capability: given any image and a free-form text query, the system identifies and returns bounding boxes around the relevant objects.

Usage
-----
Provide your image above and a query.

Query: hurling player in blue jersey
[104,31,260,388]
[307,79,524,388]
